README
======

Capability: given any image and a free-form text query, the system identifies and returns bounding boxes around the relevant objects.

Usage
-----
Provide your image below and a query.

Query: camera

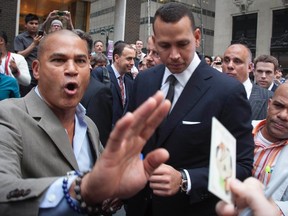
[37,30,44,36]
[57,11,66,16]
[215,61,222,65]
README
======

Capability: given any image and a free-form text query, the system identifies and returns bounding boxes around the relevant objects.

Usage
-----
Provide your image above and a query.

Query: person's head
[73,29,93,54]
[93,40,104,53]
[152,2,200,74]
[253,55,279,89]
[138,55,148,72]
[135,40,143,52]
[275,68,283,80]
[24,13,39,34]
[0,31,8,46]
[204,55,212,65]
[32,30,90,112]
[50,19,63,32]
[90,53,108,68]
[146,35,162,68]
[262,83,288,142]
[222,43,253,83]
[112,42,135,75]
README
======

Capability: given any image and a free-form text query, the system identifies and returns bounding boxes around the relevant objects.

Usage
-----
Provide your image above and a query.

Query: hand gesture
[81,91,171,203]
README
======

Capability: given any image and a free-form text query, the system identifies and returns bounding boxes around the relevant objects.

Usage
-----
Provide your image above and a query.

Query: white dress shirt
[160,53,201,194]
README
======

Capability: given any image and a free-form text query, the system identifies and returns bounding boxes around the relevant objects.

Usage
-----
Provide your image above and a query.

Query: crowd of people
[0,2,288,216]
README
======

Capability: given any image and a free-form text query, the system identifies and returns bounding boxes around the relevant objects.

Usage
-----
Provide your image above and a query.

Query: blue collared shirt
[34,87,93,213]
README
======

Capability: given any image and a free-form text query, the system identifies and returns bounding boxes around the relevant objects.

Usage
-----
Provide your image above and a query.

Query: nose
[65,60,78,77]
[261,72,267,78]
[278,109,288,121]
[169,47,180,60]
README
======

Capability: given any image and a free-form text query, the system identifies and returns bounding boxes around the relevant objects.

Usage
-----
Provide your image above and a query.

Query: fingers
[105,112,134,152]
[143,148,169,178]
[215,201,236,216]
[106,91,170,153]
[126,91,170,140]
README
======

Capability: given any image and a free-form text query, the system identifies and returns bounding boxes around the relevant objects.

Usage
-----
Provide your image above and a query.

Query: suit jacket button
[23,189,31,197]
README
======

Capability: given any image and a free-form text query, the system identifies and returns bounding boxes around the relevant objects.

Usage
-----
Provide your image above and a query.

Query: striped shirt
[252,120,288,186]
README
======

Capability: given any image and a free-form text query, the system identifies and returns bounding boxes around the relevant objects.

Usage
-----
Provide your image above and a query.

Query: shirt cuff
[183,169,191,194]
[39,171,77,208]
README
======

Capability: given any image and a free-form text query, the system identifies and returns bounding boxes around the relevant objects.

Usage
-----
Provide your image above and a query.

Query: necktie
[118,75,125,107]
[166,75,177,104]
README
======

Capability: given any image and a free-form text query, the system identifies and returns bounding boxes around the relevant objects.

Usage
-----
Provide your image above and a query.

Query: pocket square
[182,121,201,125]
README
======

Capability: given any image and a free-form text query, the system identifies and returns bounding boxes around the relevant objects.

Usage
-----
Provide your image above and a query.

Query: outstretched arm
[71,91,171,203]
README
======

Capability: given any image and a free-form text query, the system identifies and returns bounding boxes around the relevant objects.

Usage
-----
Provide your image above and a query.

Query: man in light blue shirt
[0,30,171,215]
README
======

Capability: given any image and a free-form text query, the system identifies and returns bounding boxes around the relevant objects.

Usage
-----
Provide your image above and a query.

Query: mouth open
[64,82,78,95]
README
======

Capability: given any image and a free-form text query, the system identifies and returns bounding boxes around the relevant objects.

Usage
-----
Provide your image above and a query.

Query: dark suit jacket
[81,76,113,146]
[91,65,133,126]
[249,84,273,120]
[127,62,254,216]
[270,83,278,92]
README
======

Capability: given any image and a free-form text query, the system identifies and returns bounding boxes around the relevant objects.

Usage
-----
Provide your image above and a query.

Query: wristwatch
[179,169,188,193]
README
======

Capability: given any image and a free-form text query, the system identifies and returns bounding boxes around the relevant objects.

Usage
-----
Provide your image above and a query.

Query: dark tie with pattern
[166,75,177,104]
[118,75,125,107]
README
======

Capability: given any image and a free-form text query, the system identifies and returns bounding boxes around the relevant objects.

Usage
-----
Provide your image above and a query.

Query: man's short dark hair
[25,13,39,23]
[93,39,104,46]
[112,42,133,62]
[73,29,93,54]
[254,55,279,72]
[0,31,8,44]
[153,2,196,33]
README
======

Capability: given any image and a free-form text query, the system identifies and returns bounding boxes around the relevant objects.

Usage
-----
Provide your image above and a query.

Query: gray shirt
[14,31,38,71]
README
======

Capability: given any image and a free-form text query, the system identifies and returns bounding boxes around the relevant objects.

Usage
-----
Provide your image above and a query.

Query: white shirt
[161,53,201,110]
[34,87,93,209]
[112,64,126,101]
[242,78,253,99]
[161,53,201,193]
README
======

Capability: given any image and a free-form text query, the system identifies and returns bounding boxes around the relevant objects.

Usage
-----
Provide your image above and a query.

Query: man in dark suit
[81,76,113,146]
[126,3,254,216]
[253,54,279,92]
[222,43,273,120]
[92,42,134,127]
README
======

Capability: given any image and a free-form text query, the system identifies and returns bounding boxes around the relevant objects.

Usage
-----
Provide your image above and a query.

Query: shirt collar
[162,53,201,87]
[34,86,87,120]
[111,64,121,78]
[242,78,253,99]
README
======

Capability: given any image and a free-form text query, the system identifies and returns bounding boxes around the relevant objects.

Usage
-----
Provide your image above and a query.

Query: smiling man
[252,82,288,215]
[92,42,134,126]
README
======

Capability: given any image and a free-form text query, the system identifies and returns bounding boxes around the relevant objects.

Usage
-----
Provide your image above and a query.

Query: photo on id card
[208,117,236,204]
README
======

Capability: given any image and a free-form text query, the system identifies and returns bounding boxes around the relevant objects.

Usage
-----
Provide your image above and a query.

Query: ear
[193,28,201,48]
[249,62,254,74]
[32,60,40,80]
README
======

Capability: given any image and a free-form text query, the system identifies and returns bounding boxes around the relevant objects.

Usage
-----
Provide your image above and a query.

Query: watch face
[181,179,188,192]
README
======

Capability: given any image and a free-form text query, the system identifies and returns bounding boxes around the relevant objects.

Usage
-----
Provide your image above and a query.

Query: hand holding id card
[208,117,236,204]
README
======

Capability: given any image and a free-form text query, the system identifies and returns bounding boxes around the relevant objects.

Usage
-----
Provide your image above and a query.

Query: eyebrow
[50,53,88,59]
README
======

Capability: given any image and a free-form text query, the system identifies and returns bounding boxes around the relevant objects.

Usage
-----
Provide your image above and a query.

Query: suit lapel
[25,91,79,170]
[249,85,265,120]
[108,66,123,101]
[157,63,212,147]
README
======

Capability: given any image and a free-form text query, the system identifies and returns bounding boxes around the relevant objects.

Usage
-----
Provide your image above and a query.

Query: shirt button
[48,194,56,202]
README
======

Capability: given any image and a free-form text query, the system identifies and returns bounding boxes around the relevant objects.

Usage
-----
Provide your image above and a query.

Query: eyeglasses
[147,49,160,59]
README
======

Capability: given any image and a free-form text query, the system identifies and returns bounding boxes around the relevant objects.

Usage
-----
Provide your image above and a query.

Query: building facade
[214,0,288,73]
[89,0,216,56]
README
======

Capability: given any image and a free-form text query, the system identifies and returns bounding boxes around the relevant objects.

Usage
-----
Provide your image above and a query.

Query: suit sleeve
[85,86,113,146]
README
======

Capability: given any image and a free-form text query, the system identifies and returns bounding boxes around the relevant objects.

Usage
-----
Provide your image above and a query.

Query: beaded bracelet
[62,171,103,215]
